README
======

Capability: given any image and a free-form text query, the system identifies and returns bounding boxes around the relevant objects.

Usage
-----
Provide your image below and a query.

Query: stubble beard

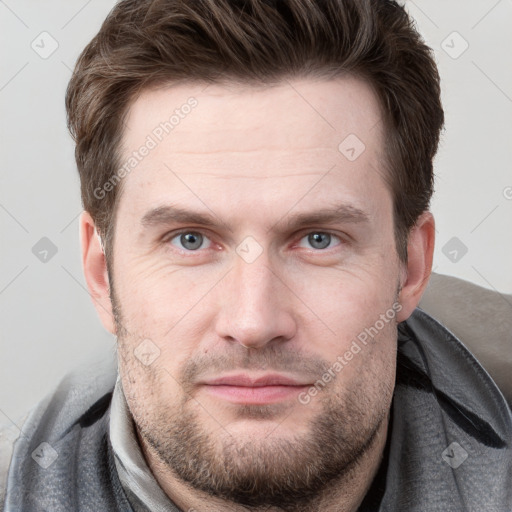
[137,384,389,511]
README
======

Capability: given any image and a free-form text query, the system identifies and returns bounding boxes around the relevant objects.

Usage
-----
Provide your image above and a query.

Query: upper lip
[202,373,308,387]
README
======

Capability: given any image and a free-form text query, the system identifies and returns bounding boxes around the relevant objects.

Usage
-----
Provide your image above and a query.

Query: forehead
[117,76,388,219]
[122,76,383,156]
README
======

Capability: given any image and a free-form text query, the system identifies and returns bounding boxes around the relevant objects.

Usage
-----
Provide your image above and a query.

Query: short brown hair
[66,0,444,266]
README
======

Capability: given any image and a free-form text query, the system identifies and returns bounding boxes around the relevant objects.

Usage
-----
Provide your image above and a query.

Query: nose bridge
[235,254,274,307]
[215,248,296,348]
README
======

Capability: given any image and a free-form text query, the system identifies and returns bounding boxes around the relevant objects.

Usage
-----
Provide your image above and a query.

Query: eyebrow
[274,204,370,233]
[140,203,370,233]
[141,205,219,228]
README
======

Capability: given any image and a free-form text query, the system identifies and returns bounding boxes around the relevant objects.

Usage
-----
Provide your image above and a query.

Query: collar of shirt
[109,375,180,512]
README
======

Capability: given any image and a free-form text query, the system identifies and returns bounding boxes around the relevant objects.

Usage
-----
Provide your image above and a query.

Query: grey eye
[170,231,209,251]
[298,232,342,251]
[308,232,331,249]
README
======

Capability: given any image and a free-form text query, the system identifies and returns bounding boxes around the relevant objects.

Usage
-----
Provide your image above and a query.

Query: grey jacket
[1,308,512,511]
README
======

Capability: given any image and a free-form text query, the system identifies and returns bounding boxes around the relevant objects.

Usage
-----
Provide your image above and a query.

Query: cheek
[289,264,399,352]
[113,254,225,340]
[333,318,397,416]
[117,335,187,423]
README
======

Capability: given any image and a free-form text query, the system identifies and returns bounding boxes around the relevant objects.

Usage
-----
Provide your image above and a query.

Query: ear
[79,211,116,334]
[396,211,435,323]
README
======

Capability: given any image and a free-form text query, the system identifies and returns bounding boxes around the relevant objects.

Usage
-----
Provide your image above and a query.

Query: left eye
[298,232,341,250]
[170,231,212,251]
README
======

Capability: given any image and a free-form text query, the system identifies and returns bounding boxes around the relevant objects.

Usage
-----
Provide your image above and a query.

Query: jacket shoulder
[1,352,118,511]
[419,272,512,406]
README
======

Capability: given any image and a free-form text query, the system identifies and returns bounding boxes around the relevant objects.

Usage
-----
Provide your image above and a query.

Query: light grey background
[1,0,511,426]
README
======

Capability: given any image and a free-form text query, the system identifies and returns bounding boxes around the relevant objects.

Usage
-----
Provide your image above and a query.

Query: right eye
[168,231,212,252]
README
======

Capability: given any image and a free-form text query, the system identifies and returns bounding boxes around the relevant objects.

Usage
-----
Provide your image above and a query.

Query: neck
[138,410,390,512]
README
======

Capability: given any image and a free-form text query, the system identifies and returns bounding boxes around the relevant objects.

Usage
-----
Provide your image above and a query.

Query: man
[2,0,511,511]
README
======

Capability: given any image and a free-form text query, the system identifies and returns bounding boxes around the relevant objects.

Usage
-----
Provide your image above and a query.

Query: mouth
[200,373,310,405]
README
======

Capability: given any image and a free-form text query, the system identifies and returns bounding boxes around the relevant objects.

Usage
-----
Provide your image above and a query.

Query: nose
[214,252,297,350]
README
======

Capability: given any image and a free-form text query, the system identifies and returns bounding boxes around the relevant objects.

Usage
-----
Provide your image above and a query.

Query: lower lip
[203,384,309,404]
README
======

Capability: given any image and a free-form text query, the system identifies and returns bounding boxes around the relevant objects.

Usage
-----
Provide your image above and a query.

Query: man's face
[111,76,402,507]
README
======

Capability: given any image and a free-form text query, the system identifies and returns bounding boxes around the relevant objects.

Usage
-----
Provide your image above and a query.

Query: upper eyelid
[163,228,211,240]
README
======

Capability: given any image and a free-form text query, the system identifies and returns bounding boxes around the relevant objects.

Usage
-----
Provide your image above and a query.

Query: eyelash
[163,229,346,256]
